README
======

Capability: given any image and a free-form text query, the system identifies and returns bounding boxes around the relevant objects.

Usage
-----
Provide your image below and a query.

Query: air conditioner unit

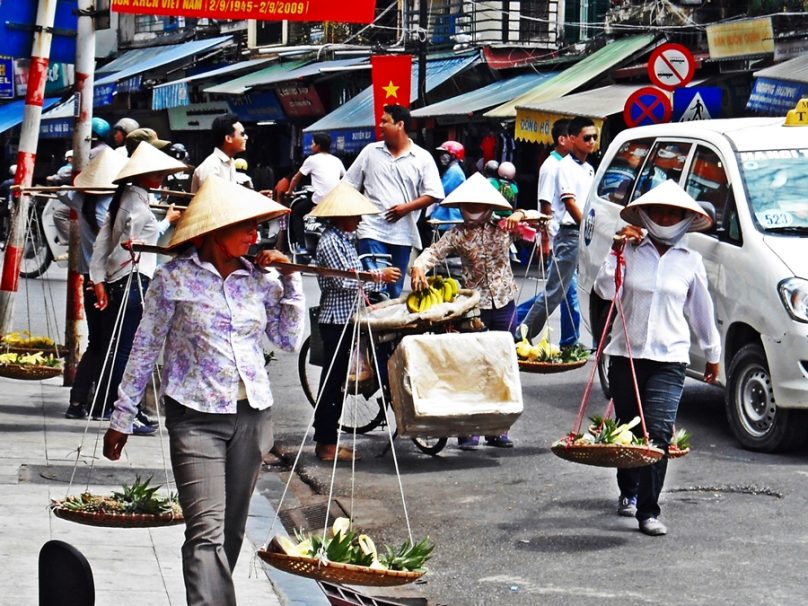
[248,19,289,48]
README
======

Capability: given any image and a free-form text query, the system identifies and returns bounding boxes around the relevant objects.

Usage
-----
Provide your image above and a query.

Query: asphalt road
[14,264,808,606]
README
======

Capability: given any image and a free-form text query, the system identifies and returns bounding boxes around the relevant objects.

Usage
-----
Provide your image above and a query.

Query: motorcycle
[287,187,325,263]
[18,193,69,279]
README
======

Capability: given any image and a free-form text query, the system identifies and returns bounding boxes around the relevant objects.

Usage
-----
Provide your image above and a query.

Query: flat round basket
[551,442,664,468]
[353,289,480,333]
[1,344,67,357]
[50,506,184,528]
[667,446,690,459]
[0,364,62,381]
[518,358,588,374]
[257,546,424,587]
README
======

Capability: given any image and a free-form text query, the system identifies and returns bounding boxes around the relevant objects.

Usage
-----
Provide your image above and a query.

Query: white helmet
[9,164,17,176]
[498,161,515,180]
[64,150,74,160]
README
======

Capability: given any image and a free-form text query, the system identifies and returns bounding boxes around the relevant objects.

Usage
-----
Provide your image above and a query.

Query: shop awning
[411,72,559,118]
[95,36,232,86]
[747,54,808,115]
[302,53,480,153]
[0,98,61,134]
[204,58,366,95]
[484,34,657,119]
[152,58,274,110]
[40,96,77,139]
[514,84,643,143]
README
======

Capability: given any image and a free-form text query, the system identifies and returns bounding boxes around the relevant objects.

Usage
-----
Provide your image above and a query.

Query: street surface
[9,262,808,606]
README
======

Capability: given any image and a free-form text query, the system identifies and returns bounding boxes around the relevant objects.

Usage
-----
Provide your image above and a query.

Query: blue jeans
[516,275,580,346]
[610,357,687,520]
[479,300,516,333]
[357,238,410,298]
[519,226,579,341]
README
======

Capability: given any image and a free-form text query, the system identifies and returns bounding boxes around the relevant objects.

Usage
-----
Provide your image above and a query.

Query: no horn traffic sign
[648,43,695,91]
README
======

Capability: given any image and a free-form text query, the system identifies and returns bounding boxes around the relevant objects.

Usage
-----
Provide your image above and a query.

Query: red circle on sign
[623,87,672,128]
[648,43,695,91]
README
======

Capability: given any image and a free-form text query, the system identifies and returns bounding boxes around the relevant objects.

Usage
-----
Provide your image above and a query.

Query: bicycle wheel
[19,208,52,279]
[411,437,448,456]
[298,336,387,435]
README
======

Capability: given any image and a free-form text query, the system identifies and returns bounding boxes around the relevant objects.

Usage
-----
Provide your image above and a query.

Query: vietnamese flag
[371,55,412,139]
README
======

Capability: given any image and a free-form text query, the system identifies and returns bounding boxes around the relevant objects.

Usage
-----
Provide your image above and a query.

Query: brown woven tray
[258,545,424,587]
[667,446,690,459]
[50,506,184,528]
[353,289,480,332]
[0,364,63,381]
[551,442,664,468]
[518,358,588,374]
[1,343,67,357]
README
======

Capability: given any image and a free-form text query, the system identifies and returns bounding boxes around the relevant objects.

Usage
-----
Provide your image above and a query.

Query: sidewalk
[0,375,290,606]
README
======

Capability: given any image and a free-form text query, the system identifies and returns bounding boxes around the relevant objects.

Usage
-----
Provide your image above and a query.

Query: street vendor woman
[410,172,531,450]
[594,180,720,537]
[103,175,303,605]
[309,181,401,462]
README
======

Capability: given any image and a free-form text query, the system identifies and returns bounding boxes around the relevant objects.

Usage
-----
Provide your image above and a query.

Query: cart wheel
[411,437,448,455]
[298,336,387,435]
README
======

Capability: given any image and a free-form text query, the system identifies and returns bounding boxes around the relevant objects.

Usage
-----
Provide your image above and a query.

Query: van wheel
[725,343,806,452]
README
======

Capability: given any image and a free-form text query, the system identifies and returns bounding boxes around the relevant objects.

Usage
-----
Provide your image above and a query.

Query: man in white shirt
[520,116,597,341]
[287,133,346,253]
[191,114,247,193]
[343,104,444,298]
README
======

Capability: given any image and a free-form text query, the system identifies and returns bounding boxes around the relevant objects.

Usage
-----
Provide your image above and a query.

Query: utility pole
[63,0,97,385]
[415,0,428,109]
[0,0,59,335]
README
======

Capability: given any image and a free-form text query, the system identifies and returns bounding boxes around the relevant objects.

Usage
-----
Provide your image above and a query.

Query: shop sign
[706,17,774,59]
[304,128,375,155]
[228,90,285,122]
[515,108,604,145]
[110,0,376,24]
[40,118,73,139]
[94,83,116,107]
[168,101,232,130]
[275,84,324,118]
[0,57,14,99]
[0,0,77,64]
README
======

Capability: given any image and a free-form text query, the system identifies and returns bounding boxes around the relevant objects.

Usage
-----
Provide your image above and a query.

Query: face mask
[461,208,493,225]
[439,153,452,167]
[638,208,694,246]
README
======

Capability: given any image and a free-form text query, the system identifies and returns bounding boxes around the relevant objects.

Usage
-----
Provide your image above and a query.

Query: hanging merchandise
[668,427,691,459]
[0,351,62,380]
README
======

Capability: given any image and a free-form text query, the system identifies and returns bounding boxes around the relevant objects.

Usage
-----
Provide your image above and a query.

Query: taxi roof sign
[784,98,808,126]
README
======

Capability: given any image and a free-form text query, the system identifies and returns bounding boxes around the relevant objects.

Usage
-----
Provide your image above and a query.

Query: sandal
[316,445,361,462]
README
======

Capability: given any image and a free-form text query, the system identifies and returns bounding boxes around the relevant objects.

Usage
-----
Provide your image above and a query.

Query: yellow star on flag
[382,80,399,99]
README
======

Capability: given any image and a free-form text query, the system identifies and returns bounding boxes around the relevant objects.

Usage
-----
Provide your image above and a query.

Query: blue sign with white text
[0,1,78,64]
[0,57,14,99]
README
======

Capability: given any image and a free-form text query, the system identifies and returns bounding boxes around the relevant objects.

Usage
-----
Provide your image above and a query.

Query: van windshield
[738,149,808,234]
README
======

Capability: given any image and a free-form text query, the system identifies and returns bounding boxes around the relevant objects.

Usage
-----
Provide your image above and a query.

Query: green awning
[204,58,366,95]
[484,35,657,119]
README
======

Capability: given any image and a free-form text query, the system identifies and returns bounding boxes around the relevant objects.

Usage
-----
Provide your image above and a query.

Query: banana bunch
[1,331,54,348]
[0,352,61,368]
[405,275,461,314]
[515,325,562,361]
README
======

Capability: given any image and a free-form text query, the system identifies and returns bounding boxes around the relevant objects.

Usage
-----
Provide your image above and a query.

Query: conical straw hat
[307,181,380,217]
[439,172,511,210]
[169,175,289,249]
[74,147,128,193]
[621,179,713,232]
[113,141,187,184]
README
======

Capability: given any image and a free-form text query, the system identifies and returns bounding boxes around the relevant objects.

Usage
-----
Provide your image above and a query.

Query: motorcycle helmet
[483,159,499,178]
[234,158,249,171]
[91,117,111,141]
[113,117,139,135]
[436,140,465,162]
[498,161,516,180]
[64,150,74,160]
[9,164,16,177]
[168,142,189,162]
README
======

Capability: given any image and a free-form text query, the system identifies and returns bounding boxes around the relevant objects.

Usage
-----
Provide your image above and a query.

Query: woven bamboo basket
[0,364,63,381]
[258,542,424,587]
[50,505,184,528]
[551,442,664,468]
[1,343,67,357]
[518,358,588,374]
[667,445,690,459]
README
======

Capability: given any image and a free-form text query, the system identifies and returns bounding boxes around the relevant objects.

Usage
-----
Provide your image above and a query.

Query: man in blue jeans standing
[343,104,444,297]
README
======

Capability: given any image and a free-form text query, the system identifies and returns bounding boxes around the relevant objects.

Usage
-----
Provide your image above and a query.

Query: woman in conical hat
[88,140,187,424]
[59,147,127,420]
[594,180,720,537]
[308,181,401,461]
[410,172,531,450]
[104,175,303,604]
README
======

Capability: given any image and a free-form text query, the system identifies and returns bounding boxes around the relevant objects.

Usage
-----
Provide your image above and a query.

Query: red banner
[371,54,412,139]
[111,0,376,23]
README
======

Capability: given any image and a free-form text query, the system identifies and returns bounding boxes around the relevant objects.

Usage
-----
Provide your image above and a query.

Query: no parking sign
[623,87,672,128]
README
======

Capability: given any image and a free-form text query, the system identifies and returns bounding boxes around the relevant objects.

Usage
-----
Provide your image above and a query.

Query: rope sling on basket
[511,216,590,374]
[49,249,183,528]
[0,201,65,380]
[551,239,664,468]
[258,283,432,586]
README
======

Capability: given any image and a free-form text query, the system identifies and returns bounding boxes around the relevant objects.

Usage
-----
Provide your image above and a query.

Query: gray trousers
[165,397,273,606]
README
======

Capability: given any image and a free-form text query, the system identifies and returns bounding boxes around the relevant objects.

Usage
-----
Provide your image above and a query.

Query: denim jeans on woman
[609,356,687,521]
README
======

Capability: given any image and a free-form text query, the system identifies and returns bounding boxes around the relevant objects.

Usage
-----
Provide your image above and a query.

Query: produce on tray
[273,517,433,572]
[51,476,181,516]
[1,331,56,349]
[669,427,691,455]
[515,325,589,364]
[406,276,460,313]
[0,352,62,368]
[553,415,654,448]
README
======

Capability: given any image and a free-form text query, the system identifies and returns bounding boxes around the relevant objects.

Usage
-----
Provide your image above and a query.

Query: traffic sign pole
[0,0,58,335]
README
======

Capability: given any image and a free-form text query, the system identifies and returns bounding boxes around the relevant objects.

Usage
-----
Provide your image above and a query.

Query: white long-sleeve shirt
[594,237,721,364]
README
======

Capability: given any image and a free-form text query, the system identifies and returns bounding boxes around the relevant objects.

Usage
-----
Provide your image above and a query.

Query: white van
[577,116,808,452]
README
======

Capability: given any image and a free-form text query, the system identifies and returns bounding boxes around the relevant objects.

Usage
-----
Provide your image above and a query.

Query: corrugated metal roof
[95,36,232,85]
[754,53,808,84]
[303,54,480,132]
[203,58,366,95]
[517,84,645,118]
[411,72,559,118]
[484,35,657,119]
